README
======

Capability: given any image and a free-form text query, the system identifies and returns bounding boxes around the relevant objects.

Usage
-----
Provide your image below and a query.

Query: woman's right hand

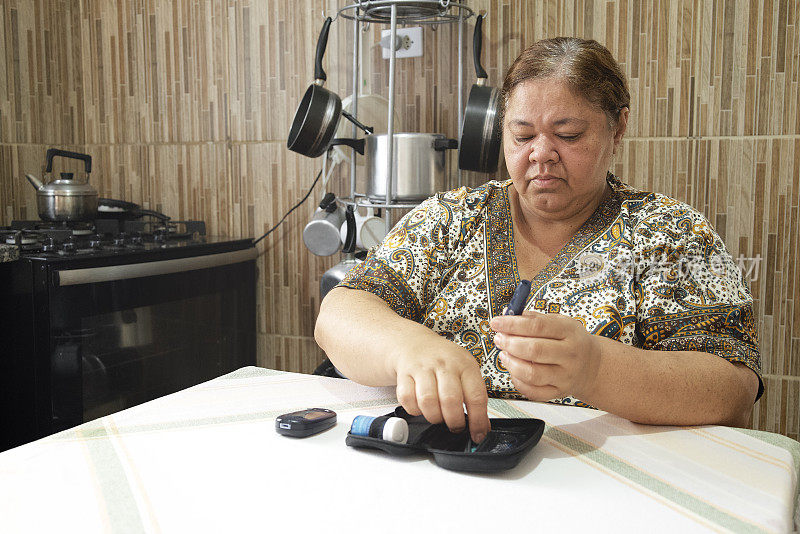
[390,339,491,444]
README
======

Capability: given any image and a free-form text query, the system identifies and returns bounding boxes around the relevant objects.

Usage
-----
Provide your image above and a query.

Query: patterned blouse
[339,175,763,405]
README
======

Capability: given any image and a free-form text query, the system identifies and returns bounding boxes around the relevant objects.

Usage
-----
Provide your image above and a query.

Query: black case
[345,406,545,473]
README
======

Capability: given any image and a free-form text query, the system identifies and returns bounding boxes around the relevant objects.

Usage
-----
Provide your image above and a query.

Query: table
[0,367,797,533]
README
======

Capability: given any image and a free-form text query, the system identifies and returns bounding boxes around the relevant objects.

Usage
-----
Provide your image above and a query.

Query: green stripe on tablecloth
[731,427,800,515]
[51,397,399,442]
[730,428,800,478]
[217,367,284,380]
[77,424,146,534]
[488,399,767,533]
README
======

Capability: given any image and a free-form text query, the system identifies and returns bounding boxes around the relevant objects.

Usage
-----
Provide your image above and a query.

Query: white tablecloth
[0,367,797,533]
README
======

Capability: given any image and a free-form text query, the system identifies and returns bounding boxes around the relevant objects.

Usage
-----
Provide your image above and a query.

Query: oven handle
[55,248,258,286]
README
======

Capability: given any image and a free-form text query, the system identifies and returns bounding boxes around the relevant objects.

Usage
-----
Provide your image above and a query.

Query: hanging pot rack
[334,0,475,234]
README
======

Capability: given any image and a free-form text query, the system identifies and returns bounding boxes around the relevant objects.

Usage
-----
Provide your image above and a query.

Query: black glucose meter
[275,408,337,437]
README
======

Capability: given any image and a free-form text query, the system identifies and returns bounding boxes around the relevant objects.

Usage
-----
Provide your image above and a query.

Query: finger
[396,374,421,416]
[414,371,444,425]
[435,371,466,433]
[510,374,561,402]
[493,336,563,364]
[500,352,557,388]
[490,311,570,339]
[460,371,491,443]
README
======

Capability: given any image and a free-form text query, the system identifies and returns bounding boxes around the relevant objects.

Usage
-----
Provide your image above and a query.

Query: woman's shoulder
[431,179,510,211]
[610,175,715,236]
[408,180,509,224]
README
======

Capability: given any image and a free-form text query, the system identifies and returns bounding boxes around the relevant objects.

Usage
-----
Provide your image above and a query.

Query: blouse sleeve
[633,202,763,400]
[337,194,460,323]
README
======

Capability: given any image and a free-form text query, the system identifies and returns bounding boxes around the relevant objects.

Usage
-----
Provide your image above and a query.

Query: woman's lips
[530,175,561,187]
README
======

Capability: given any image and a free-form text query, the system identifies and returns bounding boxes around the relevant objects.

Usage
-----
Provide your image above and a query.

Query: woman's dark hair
[500,37,630,127]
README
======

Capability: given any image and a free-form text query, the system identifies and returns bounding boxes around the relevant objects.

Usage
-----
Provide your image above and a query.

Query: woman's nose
[528,135,559,164]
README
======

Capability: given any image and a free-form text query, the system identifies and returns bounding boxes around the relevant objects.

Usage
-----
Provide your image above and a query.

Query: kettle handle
[45,149,92,174]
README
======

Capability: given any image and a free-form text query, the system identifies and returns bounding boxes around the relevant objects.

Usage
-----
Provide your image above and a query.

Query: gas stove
[2,219,209,259]
[0,214,257,451]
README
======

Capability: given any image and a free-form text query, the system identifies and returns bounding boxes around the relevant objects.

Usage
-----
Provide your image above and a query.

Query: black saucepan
[458,14,501,174]
[97,198,170,221]
[288,17,372,158]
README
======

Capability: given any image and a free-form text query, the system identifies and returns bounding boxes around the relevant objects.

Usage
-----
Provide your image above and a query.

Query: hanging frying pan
[458,14,501,173]
[288,17,372,158]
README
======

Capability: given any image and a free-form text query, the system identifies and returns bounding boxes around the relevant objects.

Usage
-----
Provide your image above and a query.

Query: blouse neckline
[489,173,623,314]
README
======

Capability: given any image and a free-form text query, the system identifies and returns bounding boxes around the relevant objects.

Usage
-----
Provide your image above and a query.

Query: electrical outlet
[380,27,423,59]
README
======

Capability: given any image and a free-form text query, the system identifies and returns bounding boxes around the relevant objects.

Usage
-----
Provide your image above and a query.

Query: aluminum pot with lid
[25,149,98,222]
[366,133,458,202]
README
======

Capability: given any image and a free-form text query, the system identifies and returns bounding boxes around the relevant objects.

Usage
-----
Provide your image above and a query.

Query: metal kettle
[25,149,98,222]
[320,256,364,301]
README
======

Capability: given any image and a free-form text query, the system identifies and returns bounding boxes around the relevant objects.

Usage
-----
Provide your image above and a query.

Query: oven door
[38,247,257,436]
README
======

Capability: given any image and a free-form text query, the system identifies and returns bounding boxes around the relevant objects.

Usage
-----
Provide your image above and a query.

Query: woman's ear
[612,107,629,154]
[614,107,629,142]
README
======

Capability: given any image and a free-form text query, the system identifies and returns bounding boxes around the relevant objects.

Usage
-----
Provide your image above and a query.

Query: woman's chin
[517,179,568,202]
[520,192,572,216]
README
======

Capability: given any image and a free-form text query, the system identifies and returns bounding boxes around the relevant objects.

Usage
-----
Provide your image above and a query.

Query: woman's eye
[557,133,581,141]
[514,136,532,143]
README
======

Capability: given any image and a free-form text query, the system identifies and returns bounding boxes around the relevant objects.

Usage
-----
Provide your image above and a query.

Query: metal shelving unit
[336,0,474,233]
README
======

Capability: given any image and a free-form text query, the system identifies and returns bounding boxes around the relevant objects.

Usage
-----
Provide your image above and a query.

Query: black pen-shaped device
[503,280,532,315]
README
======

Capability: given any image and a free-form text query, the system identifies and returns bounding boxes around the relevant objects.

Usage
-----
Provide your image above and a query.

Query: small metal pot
[366,133,458,202]
[303,193,345,257]
[25,149,98,222]
[320,258,361,302]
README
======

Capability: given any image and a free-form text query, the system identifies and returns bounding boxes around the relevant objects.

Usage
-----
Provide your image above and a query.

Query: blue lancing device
[503,280,532,315]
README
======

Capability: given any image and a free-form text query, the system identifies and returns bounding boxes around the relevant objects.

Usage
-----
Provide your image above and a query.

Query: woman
[315,37,761,444]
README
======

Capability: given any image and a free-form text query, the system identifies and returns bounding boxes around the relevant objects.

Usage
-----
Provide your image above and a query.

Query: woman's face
[503,77,627,221]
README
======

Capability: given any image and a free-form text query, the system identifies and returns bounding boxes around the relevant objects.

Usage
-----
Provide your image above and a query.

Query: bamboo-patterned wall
[1,0,798,440]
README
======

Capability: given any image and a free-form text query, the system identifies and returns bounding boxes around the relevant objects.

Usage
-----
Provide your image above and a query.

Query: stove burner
[2,217,207,257]
[2,230,50,252]
[42,237,57,252]
[59,238,77,255]
[5,232,38,246]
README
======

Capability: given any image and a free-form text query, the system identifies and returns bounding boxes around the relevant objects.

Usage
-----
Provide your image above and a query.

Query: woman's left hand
[489,310,602,402]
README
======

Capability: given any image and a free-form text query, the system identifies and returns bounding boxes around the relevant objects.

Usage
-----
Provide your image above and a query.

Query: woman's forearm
[586,336,760,427]
[314,287,449,386]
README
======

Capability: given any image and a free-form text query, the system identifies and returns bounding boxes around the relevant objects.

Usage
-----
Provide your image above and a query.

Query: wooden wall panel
[1,0,798,440]
[229,141,339,337]
[0,0,85,144]
[692,0,800,136]
[224,0,353,142]
[78,0,230,143]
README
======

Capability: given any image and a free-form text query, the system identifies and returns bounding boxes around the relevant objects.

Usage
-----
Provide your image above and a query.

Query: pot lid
[38,173,98,197]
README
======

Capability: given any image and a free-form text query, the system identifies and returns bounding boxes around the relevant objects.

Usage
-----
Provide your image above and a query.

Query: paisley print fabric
[339,175,763,404]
